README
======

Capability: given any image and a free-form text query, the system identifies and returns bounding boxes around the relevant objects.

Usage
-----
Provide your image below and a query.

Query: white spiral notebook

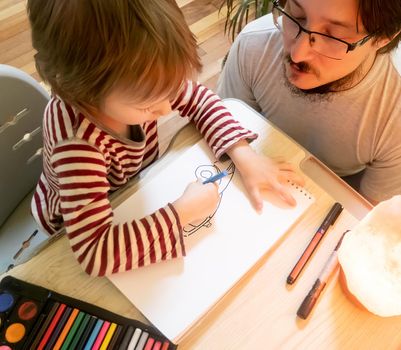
[108,138,315,342]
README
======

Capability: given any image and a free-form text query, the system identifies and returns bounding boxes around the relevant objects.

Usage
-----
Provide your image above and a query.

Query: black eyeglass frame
[271,0,373,57]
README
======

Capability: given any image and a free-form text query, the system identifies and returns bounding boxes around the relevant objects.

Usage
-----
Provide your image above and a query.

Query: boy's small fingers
[278,171,305,186]
[291,173,305,186]
[249,188,263,213]
[204,183,218,196]
[278,162,296,171]
[278,186,296,206]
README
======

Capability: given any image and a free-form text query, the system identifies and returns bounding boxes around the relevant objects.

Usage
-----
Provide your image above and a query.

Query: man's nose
[290,31,315,63]
[152,99,172,116]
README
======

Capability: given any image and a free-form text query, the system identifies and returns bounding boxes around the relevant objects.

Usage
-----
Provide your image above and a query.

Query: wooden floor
[0,0,232,91]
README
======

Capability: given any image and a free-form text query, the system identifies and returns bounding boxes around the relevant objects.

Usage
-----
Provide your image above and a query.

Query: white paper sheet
[108,139,315,341]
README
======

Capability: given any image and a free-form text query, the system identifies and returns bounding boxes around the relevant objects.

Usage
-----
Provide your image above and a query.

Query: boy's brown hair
[27,0,202,109]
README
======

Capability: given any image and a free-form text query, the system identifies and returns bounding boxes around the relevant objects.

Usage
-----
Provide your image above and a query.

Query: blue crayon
[202,170,228,184]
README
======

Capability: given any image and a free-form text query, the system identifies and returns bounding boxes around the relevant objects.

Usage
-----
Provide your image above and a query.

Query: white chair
[0,64,50,272]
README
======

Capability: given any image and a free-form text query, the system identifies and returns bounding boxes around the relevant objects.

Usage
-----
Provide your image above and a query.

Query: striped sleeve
[51,140,185,276]
[171,81,258,159]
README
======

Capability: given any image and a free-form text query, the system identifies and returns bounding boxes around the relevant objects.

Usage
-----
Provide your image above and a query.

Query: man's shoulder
[235,15,282,55]
[241,13,275,34]
[390,47,401,77]
[380,50,401,99]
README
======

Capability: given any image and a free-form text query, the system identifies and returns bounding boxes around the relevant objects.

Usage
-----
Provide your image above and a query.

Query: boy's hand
[227,140,305,213]
[172,181,220,226]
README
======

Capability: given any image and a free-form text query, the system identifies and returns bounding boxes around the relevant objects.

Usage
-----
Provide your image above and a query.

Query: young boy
[28,0,303,276]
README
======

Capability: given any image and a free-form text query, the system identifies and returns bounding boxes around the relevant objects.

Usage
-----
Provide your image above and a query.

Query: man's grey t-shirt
[217,23,401,202]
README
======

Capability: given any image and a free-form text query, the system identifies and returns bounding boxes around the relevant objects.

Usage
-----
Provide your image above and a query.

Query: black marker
[297,232,347,319]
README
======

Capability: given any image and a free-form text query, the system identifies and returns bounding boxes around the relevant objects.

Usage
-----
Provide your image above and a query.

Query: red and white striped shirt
[32,81,257,276]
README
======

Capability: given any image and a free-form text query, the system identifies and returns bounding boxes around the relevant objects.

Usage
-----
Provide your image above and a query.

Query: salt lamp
[337,195,401,317]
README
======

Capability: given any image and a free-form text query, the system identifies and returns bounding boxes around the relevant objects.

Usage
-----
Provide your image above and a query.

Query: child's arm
[172,81,257,159]
[47,140,218,276]
[172,81,304,209]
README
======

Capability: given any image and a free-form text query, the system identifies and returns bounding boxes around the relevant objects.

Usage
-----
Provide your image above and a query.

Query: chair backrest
[0,65,50,226]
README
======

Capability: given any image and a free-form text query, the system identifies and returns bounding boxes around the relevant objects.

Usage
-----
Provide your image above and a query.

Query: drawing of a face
[183,162,235,237]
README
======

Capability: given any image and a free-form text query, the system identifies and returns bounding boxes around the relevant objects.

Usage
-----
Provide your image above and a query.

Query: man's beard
[282,54,365,102]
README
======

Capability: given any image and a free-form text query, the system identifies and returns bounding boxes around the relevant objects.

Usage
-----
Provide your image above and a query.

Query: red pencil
[37,303,67,350]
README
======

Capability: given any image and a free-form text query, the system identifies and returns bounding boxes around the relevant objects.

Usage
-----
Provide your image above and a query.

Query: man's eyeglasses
[271,0,373,60]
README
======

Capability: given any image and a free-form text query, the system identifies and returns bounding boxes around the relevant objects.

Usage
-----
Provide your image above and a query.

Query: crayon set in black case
[0,276,177,350]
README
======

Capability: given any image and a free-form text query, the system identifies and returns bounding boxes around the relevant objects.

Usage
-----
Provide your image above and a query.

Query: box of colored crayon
[0,276,177,350]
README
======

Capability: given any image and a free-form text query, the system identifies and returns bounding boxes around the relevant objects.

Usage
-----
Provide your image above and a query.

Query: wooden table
[2,99,400,349]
